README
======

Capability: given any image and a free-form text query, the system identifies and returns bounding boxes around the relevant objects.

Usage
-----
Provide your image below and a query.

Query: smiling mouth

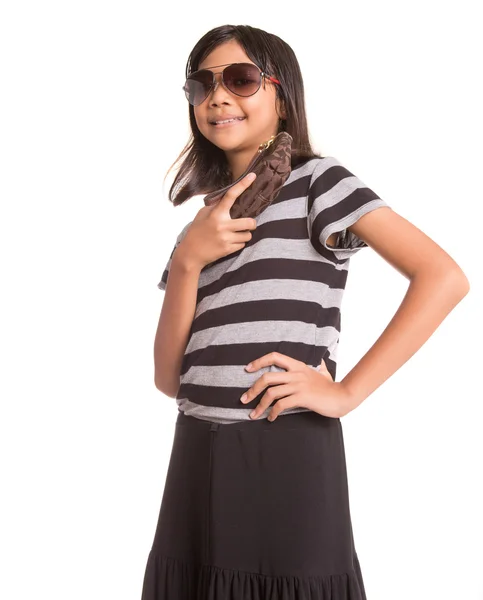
[210,117,247,126]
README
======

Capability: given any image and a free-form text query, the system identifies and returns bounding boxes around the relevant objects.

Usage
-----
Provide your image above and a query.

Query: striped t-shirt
[158,156,390,424]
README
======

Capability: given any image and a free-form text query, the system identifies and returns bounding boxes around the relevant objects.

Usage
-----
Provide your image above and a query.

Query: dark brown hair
[164,24,323,206]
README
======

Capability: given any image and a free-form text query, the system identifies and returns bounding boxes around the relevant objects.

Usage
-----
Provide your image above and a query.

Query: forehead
[198,41,255,71]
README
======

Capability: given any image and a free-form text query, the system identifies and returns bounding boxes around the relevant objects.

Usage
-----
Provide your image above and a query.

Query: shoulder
[176,220,193,244]
[307,156,385,204]
[307,156,351,183]
[294,156,331,179]
[288,156,333,194]
[297,156,352,194]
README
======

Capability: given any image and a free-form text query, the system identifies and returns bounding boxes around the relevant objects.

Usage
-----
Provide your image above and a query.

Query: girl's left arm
[338,206,470,416]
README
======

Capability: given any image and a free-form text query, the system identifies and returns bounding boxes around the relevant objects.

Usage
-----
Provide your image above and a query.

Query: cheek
[194,113,209,136]
[241,97,276,123]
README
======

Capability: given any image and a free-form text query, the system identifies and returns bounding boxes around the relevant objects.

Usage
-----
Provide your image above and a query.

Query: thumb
[318,358,334,381]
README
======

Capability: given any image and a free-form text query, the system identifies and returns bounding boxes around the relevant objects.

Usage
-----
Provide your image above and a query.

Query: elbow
[413,263,470,310]
[154,374,180,398]
[437,266,471,306]
[460,271,471,296]
[448,267,470,299]
[154,380,176,398]
[154,377,165,394]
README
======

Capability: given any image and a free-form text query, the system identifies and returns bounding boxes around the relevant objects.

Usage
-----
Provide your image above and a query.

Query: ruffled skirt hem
[141,551,367,600]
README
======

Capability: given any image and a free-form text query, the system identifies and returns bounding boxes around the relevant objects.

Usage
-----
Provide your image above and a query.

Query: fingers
[249,384,298,420]
[240,371,291,413]
[230,216,258,233]
[217,172,257,213]
[245,352,298,373]
[267,395,299,421]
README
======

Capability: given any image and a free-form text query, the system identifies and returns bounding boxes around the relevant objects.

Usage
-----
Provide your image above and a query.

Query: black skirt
[140,409,367,600]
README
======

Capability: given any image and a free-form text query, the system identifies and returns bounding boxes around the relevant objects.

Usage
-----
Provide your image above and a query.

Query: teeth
[213,117,245,124]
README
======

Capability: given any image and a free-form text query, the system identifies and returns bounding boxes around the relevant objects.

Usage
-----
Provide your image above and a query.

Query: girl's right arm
[153,172,258,397]
[153,247,202,397]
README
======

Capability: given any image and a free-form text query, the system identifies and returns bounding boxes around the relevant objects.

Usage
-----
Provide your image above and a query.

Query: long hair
[165,24,324,206]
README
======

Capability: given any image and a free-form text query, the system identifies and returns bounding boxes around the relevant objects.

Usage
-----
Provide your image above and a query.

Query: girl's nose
[209,72,228,100]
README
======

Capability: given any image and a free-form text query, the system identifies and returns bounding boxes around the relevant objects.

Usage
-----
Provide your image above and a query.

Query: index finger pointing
[216,172,257,213]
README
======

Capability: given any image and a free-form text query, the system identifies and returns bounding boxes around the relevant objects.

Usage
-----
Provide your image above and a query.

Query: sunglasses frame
[182,62,281,106]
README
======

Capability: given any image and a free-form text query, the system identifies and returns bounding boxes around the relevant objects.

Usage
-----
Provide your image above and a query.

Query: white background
[1,2,482,599]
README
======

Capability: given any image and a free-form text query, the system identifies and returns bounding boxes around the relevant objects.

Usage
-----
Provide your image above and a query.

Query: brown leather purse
[203,131,293,219]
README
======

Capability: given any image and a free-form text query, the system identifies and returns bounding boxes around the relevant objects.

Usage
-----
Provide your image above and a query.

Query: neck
[226,134,278,182]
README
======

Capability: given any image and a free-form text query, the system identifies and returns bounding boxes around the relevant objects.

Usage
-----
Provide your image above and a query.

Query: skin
[170,40,471,422]
[194,40,286,183]
[242,211,470,421]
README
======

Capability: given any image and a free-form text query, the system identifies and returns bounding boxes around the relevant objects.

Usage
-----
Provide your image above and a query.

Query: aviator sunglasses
[182,62,281,106]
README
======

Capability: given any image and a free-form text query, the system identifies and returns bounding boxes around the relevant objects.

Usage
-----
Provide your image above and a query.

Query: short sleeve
[157,220,192,290]
[307,156,391,262]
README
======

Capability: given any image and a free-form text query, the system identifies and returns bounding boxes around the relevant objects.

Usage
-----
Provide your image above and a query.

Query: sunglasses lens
[183,70,213,106]
[183,63,262,105]
[224,63,261,96]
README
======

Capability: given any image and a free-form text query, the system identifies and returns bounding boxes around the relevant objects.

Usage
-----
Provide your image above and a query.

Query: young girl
[141,25,470,600]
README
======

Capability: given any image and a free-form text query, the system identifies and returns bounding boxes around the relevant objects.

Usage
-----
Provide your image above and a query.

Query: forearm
[154,247,202,397]
[339,267,470,416]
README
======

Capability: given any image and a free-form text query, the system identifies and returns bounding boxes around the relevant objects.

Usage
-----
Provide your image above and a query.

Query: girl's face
[193,40,285,162]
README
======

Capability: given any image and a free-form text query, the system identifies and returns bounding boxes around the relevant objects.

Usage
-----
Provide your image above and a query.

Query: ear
[277,98,287,121]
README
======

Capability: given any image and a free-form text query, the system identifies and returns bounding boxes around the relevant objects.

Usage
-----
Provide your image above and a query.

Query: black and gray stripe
[158,156,390,424]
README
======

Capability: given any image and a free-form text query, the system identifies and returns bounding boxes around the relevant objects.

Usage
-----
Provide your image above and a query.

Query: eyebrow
[196,62,256,71]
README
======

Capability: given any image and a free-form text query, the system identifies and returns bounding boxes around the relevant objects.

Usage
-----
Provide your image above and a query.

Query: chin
[204,133,246,151]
